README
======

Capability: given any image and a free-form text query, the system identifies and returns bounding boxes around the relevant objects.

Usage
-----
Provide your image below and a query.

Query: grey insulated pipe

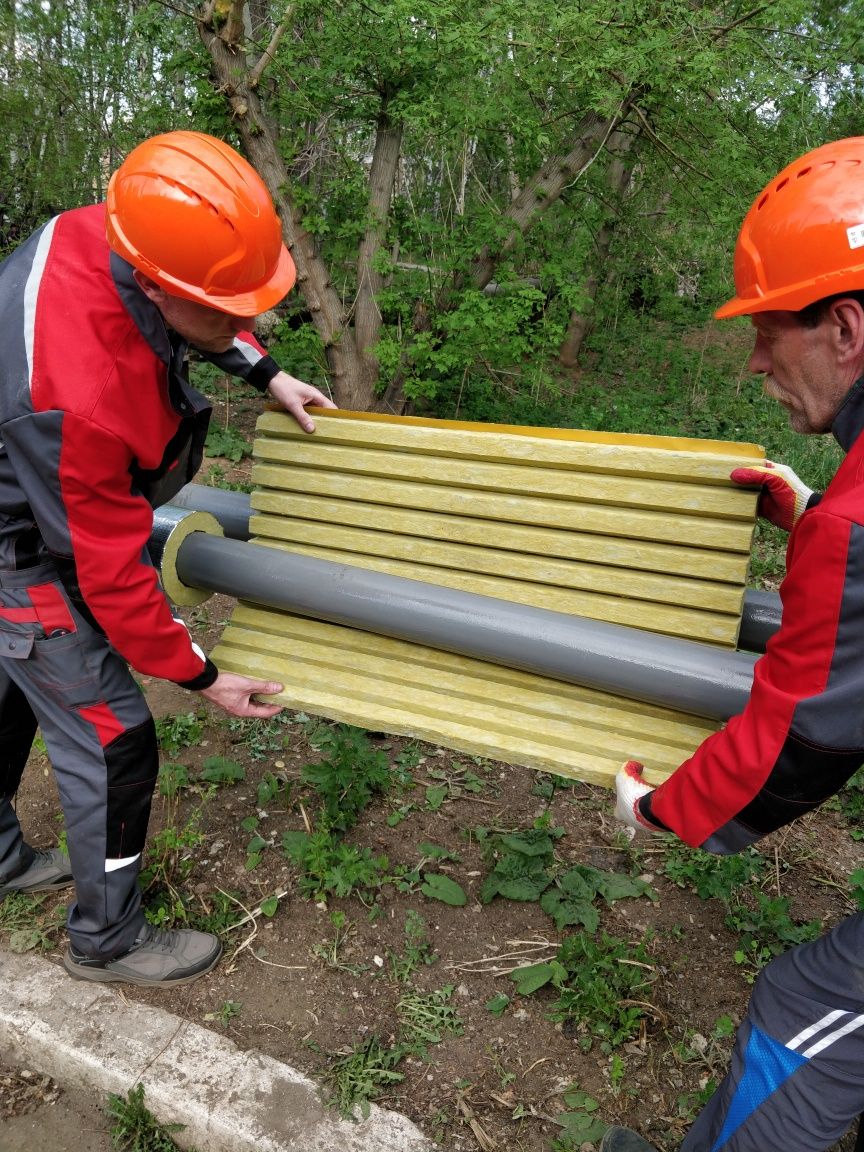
[737,588,782,653]
[165,484,785,653]
[171,483,252,542]
[167,525,758,722]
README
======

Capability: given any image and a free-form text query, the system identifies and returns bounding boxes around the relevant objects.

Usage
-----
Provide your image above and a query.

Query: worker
[604,137,864,1151]
[0,130,336,986]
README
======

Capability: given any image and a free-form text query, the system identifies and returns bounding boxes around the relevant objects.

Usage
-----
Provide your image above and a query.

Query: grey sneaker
[0,848,73,896]
[63,924,222,986]
[600,1127,661,1152]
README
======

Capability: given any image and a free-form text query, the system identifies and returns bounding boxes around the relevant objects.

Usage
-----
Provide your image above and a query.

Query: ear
[826,297,864,368]
[132,269,168,308]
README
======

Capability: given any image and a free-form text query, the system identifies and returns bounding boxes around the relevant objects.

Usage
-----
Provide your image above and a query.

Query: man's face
[133,271,254,352]
[152,291,253,353]
[748,311,851,434]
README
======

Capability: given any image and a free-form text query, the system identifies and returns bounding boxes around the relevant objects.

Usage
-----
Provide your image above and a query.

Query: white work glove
[614,761,666,835]
[729,460,814,532]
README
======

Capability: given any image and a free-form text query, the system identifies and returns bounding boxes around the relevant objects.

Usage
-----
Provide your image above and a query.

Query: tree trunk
[559,125,639,369]
[197,12,377,410]
[354,101,403,398]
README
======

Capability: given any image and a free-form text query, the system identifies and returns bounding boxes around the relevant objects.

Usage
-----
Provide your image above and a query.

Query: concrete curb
[0,950,436,1152]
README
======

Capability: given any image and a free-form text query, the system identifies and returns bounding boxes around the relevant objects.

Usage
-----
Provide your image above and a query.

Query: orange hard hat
[106,130,296,317]
[716,137,864,319]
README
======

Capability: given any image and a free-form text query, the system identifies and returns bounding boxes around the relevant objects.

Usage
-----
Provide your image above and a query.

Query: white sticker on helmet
[847,223,864,250]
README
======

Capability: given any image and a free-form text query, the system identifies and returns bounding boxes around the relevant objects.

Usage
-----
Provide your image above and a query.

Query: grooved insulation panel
[211,410,763,786]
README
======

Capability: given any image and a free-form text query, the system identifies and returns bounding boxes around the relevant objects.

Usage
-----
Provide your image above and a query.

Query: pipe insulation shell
[148,507,223,606]
[168,527,757,722]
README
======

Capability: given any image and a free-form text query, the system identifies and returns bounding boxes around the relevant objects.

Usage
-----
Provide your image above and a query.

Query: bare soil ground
[2,657,860,1151]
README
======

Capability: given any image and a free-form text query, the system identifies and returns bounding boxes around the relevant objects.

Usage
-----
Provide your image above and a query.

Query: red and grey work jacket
[645,381,864,851]
[0,203,282,689]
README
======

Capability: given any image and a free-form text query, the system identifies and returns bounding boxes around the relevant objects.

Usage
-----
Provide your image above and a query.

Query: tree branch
[249,5,294,88]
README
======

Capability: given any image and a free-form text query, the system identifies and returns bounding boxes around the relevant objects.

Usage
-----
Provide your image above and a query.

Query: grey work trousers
[682,911,864,1152]
[0,563,158,958]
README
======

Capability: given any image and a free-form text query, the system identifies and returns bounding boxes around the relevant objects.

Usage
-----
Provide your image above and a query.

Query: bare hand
[267,370,337,433]
[199,671,283,718]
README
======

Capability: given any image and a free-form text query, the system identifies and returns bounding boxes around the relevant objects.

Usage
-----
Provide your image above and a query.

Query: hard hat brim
[189,243,297,317]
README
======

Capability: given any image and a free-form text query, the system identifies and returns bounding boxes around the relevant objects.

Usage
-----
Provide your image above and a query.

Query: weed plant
[510,931,656,1050]
[397,985,464,1052]
[388,910,437,982]
[318,985,463,1118]
[227,712,296,761]
[0,892,65,953]
[312,910,370,975]
[302,724,391,833]
[552,1084,607,1148]
[825,765,864,838]
[477,820,655,932]
[278,725,395,900]
[204,423,251,463]
[105,1083,195,1152]
[154,711,205,757]
[725,890,822,981]
[202,463,252,492]
[660,843,766,902]
[282,829,389,900]
[319,1035,407,1120]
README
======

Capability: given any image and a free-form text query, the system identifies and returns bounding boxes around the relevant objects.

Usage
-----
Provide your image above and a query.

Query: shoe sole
[62,946,222,987]
[0,878,75,897]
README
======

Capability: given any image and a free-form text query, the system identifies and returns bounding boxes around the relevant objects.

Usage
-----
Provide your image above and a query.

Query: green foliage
[726,891,822,980]
[282,830,389,900]
[552,1085,607,1150]
[419,873,467,906]
[154,712,205,757]
[105,1083,195,1152]
[255,771,291,808]
[7,0,861,421]
[198,756,245,786]
[661,843,767,902]
[0,893,65,953]
[849,868,864,910]
[540,865,656,933]
[825,766,864,838]
[270,319,332,393]
[157,762,191,800]
[302,724,392,833]
[204,424,252,463]
[320,1035,406,1120]
[486,993,511,1017]
[479,825,563,903]
[228,713,296,762]
[245,833,268,871]
[188,889,246,936]
[510,931,655,1049]
[388,910,437,982]
[478,822,655,932]
[319,978,463,1117]
[201,464,252,493]
[140,803,209,924]
[397,985,464,1051]
[204,1000,242,1028]
[313,910,370,975]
